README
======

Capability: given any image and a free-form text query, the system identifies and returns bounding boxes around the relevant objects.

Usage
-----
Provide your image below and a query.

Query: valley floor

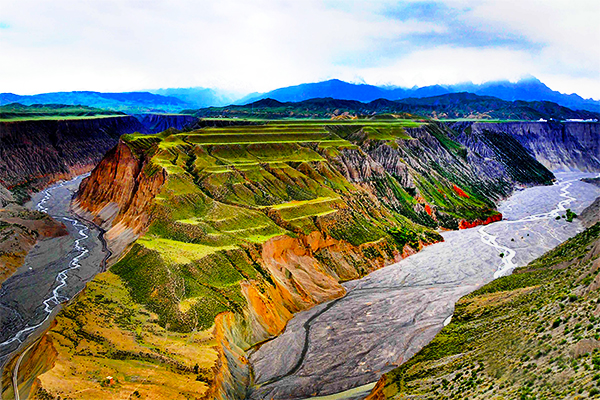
[0,176,107,369]
[248,172,600,400]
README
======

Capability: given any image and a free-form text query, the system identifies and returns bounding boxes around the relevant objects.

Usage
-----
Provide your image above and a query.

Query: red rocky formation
[458,213,502,229]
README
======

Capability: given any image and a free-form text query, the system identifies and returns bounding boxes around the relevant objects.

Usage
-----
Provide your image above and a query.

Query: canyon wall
[580,178,600,227]
[0,203,68,285]
[453,121,600,172]
[0,184,13,207]
[0,116,149,197]
[134,113,199,133]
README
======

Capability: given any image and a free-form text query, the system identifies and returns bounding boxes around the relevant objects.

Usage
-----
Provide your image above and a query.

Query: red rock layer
[458,213,502,229]
[452,184,470,198]
[72,139,166,259]
[0,205,68,285]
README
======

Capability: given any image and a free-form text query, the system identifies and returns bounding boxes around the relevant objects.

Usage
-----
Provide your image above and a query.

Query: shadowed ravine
[0,175,108,369]
[248,172,600,400]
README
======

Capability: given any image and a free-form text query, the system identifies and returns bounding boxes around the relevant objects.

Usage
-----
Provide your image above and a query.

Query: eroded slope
[0,116,148,200]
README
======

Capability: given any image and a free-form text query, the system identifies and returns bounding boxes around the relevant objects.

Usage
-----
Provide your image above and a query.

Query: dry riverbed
[248,172,600,400]
[0,175,107,368]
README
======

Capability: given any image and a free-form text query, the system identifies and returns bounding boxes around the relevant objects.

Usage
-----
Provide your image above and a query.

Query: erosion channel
[0,175,108,380]
[248,172,600,400]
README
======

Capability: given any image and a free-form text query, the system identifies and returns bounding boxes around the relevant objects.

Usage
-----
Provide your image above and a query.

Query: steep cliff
[367,223,600,400]
[134,113,199,133]
[17,120,555,399]
[72,139,166,259]
[0,116,149,199]
[453,121,600,172]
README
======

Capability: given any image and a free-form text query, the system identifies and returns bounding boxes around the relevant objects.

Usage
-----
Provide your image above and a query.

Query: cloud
[382,1,541,51]
[0,0,598,99]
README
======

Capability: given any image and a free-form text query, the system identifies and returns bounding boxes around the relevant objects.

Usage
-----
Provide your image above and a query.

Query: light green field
[0,114,127,122]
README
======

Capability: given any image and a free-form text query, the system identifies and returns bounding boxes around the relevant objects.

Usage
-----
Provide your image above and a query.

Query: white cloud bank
[0,0,598,98]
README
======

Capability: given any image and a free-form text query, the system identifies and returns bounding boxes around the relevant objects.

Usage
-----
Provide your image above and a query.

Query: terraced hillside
[4,119,554,399]
[367,221,600,400]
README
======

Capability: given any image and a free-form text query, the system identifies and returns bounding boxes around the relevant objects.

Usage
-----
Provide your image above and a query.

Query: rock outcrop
[0,184,14,207]
[581,178,600,228]
[458,213,503,229]
[73,139,166,259]
[0,203,68,285]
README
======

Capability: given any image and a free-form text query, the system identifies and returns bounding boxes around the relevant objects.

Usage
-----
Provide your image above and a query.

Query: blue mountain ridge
[2,77,598,113]
[238,77,600,113]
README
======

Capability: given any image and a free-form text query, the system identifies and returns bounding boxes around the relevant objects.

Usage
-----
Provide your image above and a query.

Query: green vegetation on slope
[115,119,517,332]
[0,103,125,121]
[373,223,600,400]
[8,116,560,400]
[189,94,600,121]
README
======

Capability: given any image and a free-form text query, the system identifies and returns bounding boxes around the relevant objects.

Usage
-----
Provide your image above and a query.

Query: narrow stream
[479,174,582,279]
[0,175,107,366]
[248,172,600,400]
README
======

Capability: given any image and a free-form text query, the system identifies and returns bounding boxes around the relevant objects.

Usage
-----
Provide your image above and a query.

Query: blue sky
[0,0,599,99]
[383,2,539,50]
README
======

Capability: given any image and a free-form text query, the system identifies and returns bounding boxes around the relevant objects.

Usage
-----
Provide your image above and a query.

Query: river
[248,172,600,400]
[0,175,107,369]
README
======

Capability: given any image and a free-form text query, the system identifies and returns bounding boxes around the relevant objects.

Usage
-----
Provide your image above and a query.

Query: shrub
[553,318,562,328]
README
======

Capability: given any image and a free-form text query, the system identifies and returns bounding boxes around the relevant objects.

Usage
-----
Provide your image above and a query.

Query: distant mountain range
[1,77,599,114]
[0,91,190,113]
[193,93,600,121]
[238,77,600,113]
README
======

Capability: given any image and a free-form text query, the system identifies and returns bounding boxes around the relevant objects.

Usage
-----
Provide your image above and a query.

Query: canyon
[249,172,600,399]
[0,118,598,400]
[0,113,202,200]
[451,121,600,172]
[0,176,107,367]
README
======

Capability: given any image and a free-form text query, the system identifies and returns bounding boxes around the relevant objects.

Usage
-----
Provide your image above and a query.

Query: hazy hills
[0,103,125,121]
[2,77,599,114]
[0,91,190,113]
[240,77,600,113]
[148,87,238,108]
[191,93,600,121]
